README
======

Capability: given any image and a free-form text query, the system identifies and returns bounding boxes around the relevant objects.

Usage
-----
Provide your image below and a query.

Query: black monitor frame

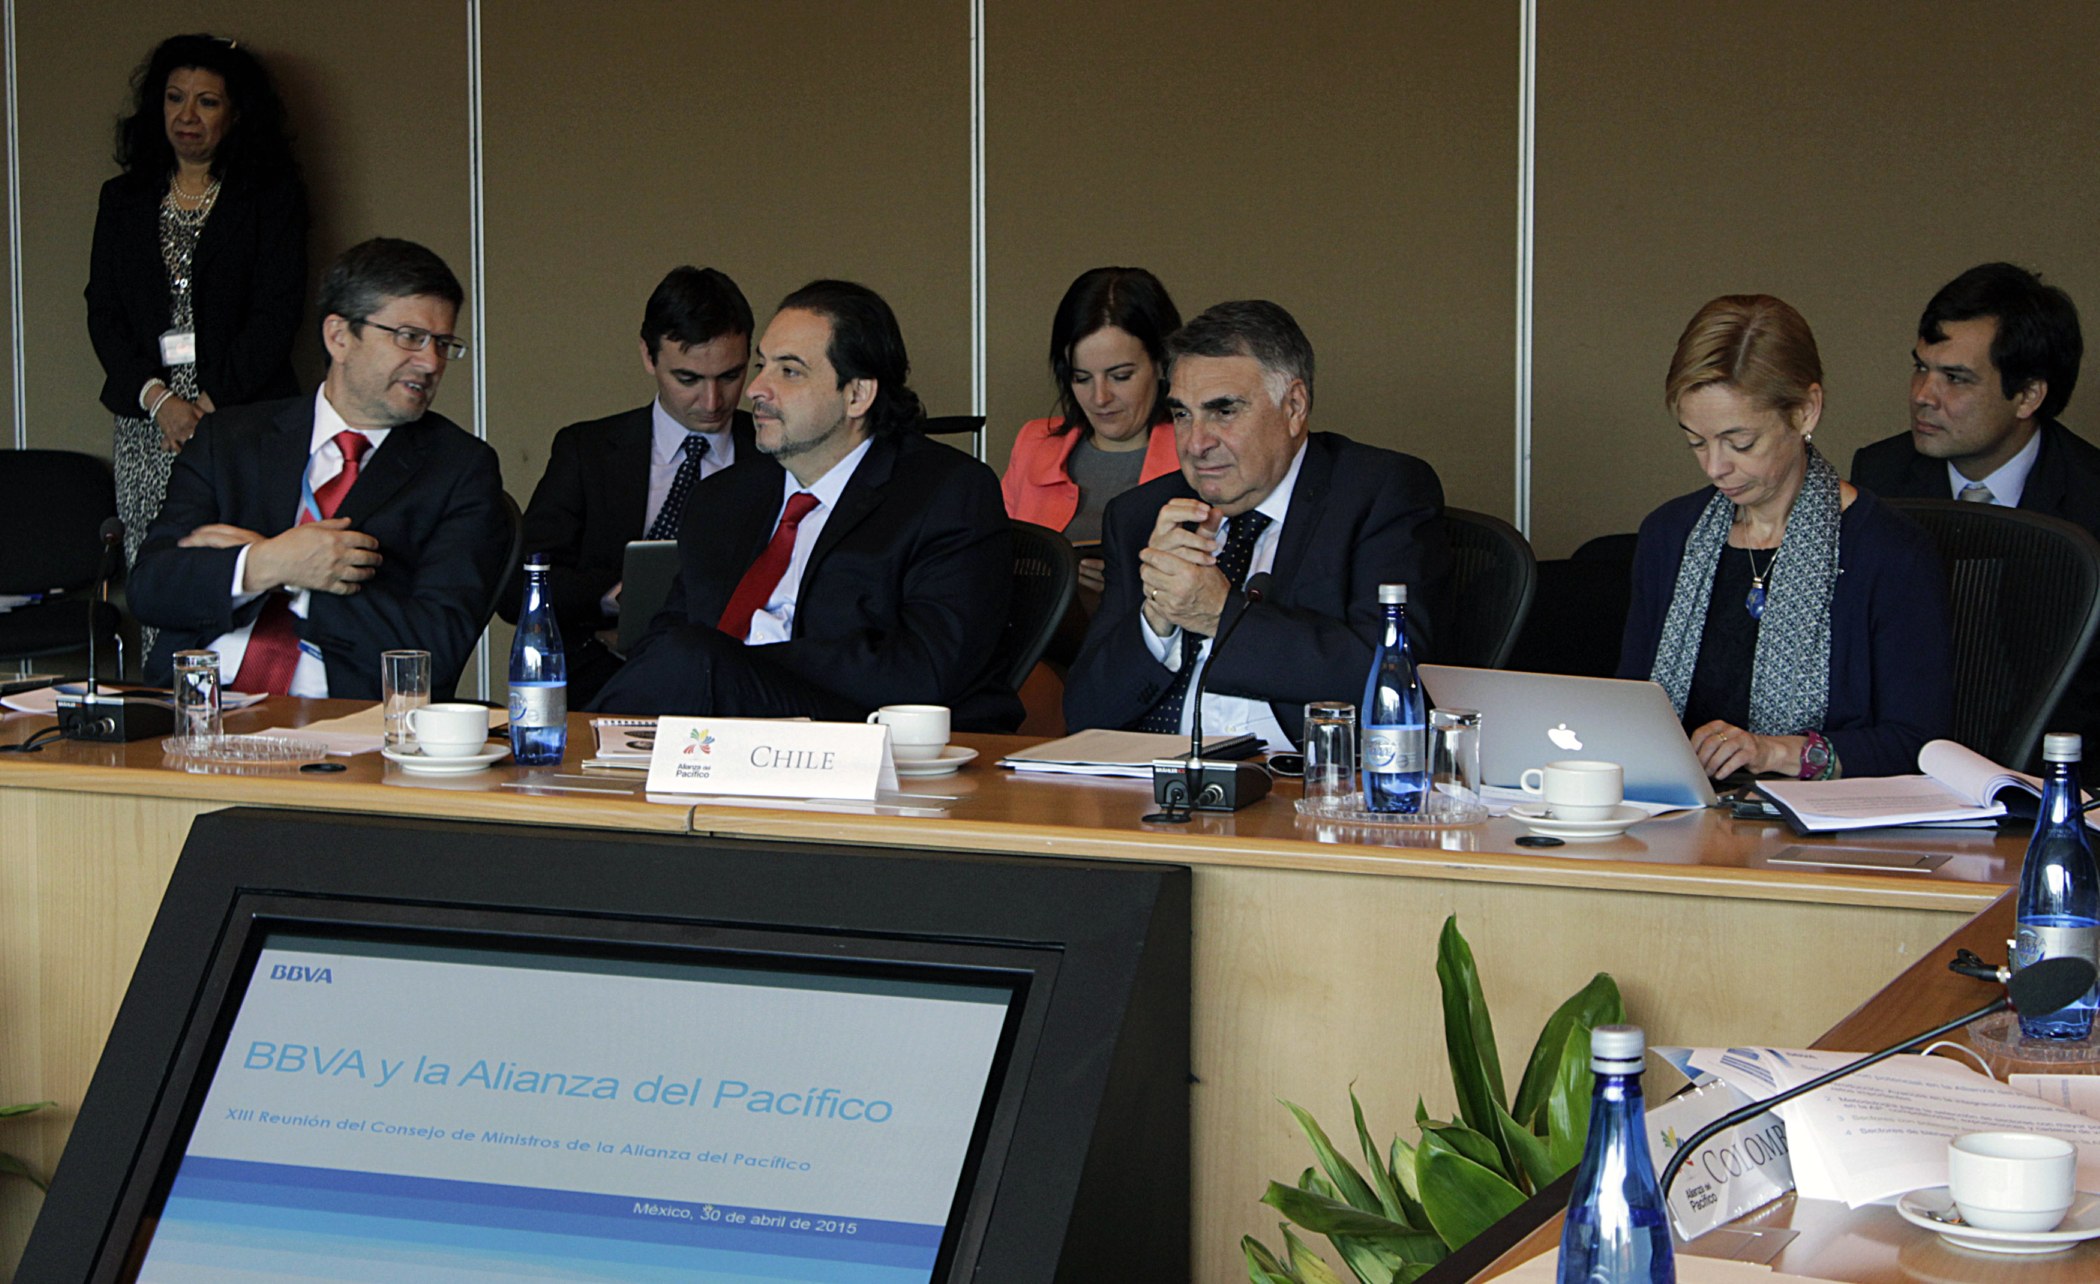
[22,808,1190,1282]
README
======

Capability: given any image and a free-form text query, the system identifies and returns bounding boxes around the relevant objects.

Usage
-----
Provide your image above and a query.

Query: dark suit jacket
[85,169,308,417]
[130,396,510,700]
[602,430,1023,731]
[1063,432,1451,746]
[502,405,757,630]
[1618,486,1953,779]
[1852,418,2100,754]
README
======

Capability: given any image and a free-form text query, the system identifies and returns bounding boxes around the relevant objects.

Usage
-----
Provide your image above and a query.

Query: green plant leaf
[1350,1090,1409,1224]
[1282,1226,1352,1284]
[1301,1167,1337,1201]
[1244,1233,1302,1284]
[1434,917,1511,1171]
[1416,1130,1527,1250]
[1512,974,1622,1130]
[1492,1097,1561,1192]
[1283,1100,1383,1213]
[1261,1181,1442,1251]
[1545,1020,1597,1174]
[1389,1135,1424,1208]
[1421,1122,1507,1177]
[1414,1096,1430,1129]
[0,1101,52,1119]
[0,1150,46,1191]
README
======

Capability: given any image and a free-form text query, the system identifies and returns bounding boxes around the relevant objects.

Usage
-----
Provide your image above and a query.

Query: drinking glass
[381,649,432,750]
[172,650,222,739]
[1430,707,1483,814]
[1303,702,1357,808]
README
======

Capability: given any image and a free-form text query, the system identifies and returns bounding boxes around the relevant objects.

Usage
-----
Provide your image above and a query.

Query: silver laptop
[1419,665,1719,809]
[617,540,683,654]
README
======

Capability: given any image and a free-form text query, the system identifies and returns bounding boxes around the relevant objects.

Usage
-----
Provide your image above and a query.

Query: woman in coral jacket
[1002,266,1183,598]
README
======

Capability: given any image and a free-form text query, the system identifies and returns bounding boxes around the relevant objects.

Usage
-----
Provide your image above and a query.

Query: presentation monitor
[23,808,1190,1282]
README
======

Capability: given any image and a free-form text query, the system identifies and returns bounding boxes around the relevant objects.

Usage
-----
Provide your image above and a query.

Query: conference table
[0,699,2034,1279]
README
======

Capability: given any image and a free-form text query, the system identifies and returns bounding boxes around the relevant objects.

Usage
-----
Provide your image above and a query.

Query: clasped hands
[1138,498,1232,639]
[180,516,381,596]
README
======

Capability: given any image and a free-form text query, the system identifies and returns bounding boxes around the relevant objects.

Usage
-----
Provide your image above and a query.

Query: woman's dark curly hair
[114,33,295,184]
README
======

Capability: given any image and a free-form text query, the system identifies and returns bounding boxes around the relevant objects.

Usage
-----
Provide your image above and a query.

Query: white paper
[996,728,1257,778]
[2009,1073,2100,1120]
[2,683,265,716]
[644,716,897,800]
[1755,775,2004,829]
[1661,1046,2100,1207]
[256,703,390,755]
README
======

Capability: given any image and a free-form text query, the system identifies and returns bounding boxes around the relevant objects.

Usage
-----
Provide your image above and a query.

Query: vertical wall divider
[4,0,24,448]
[1514,0,1537,537]
[465,0,493,700]
[968,0,987,461]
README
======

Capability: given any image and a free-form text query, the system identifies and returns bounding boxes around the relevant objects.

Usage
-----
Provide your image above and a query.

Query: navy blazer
[1063,431,1451,746]
[1617,486,1954,778]
[85,169,308,417]
[130,396,510,700]
[1853,418,2100,754]
[604,430,1022,731]
[504,404,757,630]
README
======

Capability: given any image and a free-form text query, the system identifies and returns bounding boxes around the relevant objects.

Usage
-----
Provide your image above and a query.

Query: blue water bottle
[2014,732,2100,1040]
[1560,1024,1675,1284]
[507,556,568,766]
[1361,582,1427,812]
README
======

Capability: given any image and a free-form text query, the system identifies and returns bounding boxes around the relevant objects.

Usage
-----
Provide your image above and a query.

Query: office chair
[483,490,526,629]
[1886,498,2100,772]
[0,449,122,680]
[1440,507,1537,669]
[994,521,1078,692]
[1506,531,1637,678]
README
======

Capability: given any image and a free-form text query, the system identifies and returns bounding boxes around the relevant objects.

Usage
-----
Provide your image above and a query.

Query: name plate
[644,717,898,801]
[1647,1075,1794,1240]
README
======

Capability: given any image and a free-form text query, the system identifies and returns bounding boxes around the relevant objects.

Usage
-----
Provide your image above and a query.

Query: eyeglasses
[359,319,470,360]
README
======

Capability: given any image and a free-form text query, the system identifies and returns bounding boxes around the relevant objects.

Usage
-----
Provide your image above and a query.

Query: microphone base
[57,691,176,743]
[1151,756,1272,813]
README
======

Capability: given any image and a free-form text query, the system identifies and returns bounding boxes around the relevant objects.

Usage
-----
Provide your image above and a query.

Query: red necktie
[717,492,820,641]
[232,431,371,695]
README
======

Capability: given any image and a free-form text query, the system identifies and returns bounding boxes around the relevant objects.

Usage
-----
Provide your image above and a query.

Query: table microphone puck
[1514,834,1565,848]
[299,762,348,774]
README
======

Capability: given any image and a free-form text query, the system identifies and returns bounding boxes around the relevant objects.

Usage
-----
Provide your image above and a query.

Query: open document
[1659,1046,2100,1207]
[1752,737,2089,834]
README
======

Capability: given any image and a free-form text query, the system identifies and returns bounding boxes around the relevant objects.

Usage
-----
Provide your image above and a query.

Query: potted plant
[1245,916,1623,1283]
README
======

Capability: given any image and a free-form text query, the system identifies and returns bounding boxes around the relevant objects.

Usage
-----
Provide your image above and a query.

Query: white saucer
[1898,1187,2100,1254]
[1508,802,1646,840]
[382,743,510,775]
[894,746,977,778]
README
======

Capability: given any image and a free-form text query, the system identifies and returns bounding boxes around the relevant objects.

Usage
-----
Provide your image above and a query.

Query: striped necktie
[232,430,371,695]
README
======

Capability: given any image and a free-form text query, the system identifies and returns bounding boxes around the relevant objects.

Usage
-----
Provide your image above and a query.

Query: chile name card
[644,717,899,801]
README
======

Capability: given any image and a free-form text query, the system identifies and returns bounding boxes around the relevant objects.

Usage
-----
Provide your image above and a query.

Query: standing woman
[1002,266,1183,596]
[1618,294,1953,780]
[87,33,306,579]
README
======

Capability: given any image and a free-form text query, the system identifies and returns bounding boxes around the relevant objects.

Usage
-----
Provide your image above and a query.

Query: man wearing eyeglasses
[130,238,510,700]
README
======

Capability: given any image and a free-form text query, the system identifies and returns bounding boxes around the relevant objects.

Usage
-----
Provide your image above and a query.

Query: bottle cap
[1589,1023,1645,1073]
[1378,583,1408,606]
[2044,733,2083,763]
[524,555,551,572]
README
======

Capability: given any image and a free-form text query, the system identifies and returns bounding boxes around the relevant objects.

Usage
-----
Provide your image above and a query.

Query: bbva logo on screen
[269,964,333,983]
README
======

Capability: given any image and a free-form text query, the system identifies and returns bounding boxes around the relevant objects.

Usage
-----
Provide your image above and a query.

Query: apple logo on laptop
[1548,723,1583,752]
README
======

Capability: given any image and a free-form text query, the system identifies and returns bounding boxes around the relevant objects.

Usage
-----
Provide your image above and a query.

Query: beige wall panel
[986,1,1519,518]
[479,1,972,492]
[15,4,471,460]
[1532,1,2100,557]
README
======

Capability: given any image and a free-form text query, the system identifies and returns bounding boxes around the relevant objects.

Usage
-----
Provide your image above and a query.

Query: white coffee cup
[866,704,949,762]
[1518,759,1624,821]
[404,702,492,758]
[1948,1131,2076,1232]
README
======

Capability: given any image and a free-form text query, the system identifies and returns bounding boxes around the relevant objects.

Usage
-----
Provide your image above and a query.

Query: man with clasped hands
[129,238,508,700]
[1062,299,1451,750]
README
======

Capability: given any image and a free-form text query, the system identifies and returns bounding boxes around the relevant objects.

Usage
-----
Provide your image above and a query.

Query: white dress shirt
[1139,440,1309,751]
[1946,425,2042,506]
[210,389,392,696]
[744,435,875,646]
[643,399,736,531]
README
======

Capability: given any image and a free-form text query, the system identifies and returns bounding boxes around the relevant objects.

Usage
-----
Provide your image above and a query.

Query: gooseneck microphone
[55,515,175,743]
[1145,572,1276,821]
[1658,954,2100,1199]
